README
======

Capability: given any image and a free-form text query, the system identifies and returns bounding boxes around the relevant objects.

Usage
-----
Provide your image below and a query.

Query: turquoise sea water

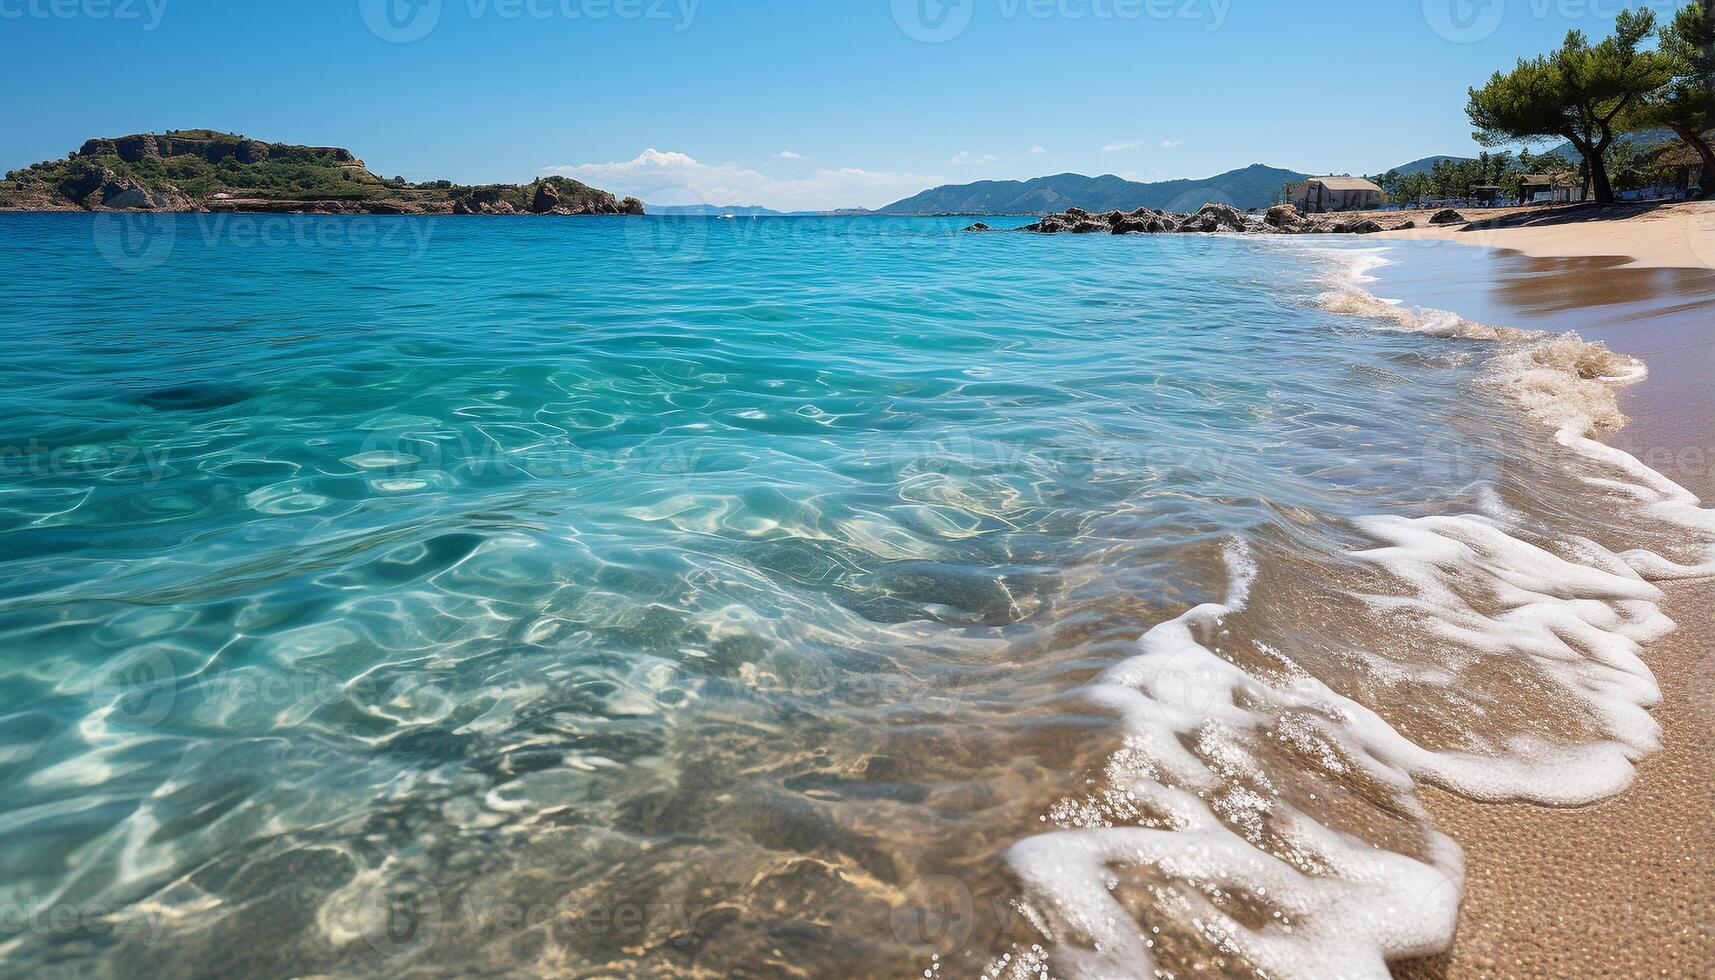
[0,213,1682,977]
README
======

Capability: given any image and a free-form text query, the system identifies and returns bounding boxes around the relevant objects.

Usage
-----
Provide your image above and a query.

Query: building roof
[1304,176,1386,193]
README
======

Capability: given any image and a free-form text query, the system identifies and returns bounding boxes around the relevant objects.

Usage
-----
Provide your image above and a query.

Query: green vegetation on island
[0,130,645,216]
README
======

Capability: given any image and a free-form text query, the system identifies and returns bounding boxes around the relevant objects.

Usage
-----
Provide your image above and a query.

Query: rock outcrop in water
[1015,202,1395,236]
[0,130,646,216]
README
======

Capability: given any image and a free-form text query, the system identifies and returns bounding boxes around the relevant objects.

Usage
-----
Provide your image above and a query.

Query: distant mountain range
[874,139,1702,214]
[1546,129,1676,162]
[1387,155,1474,177]
[645,203,800,216]
[1382,131,1682,179]
[877,164,1311,215]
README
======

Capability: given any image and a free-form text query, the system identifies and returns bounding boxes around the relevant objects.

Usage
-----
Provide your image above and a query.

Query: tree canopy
[1627,1,1715,196]
[1467,8,1671,203]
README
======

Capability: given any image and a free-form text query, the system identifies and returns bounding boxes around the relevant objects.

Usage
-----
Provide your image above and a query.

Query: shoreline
[1356,231,1715,977]
[1372,200,1715,272]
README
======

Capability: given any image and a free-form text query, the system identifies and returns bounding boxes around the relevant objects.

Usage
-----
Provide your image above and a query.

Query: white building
[1291,177,1388,213]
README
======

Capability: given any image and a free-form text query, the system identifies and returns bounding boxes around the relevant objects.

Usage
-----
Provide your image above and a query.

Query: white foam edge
[987,246,1715,979]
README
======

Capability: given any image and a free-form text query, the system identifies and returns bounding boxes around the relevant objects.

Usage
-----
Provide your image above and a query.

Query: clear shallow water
[0,214,1702,978]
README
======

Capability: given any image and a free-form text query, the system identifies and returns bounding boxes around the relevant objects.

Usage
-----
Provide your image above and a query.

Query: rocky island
[0,130,645,216]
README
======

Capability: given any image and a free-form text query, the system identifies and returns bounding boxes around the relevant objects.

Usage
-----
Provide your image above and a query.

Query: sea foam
[981,243,1715,979]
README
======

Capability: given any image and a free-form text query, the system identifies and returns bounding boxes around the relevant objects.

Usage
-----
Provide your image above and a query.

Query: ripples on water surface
[0,214,1702,978]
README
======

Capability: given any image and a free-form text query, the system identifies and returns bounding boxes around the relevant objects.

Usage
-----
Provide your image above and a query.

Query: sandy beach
[1366,200,1715,271]
[1375,208,1715,979]
[1395,579,1714,980]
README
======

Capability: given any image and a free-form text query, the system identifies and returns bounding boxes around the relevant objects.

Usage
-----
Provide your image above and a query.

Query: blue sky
[0,0,1682,209]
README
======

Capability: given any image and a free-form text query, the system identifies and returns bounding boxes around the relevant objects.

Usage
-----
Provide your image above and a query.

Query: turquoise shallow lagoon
[0,213,1693,977]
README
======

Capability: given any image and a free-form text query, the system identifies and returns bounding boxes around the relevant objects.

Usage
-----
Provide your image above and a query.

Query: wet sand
[1394,579,1714,980]
[1374,241,1715,978]
[1371,245,1715,499]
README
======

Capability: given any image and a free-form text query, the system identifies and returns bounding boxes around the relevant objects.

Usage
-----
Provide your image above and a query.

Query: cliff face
[0,131,644,216]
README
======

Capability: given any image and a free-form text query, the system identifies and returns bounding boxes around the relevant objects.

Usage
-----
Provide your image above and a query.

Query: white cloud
[1029,145,1046,155]
[947,150,998,166]
[775,150,804,159]
[1102,140,1139,153]
[542,149,943,212]
[1161,139,1183,149]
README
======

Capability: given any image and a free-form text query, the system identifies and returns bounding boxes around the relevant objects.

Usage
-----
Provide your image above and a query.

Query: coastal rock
[111,134,161,162]
[1176,203,1247,233]
[530,180,562,214]
[234,140,271,165]
[963,222,993,232]
[97,179,159,210]
[1349,219,1385,234]
[620,196,646,216]
[58,165,120,205]
[1016,200,1335,237]
[1429,208,1466,225]
[1265,203,1303,231]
